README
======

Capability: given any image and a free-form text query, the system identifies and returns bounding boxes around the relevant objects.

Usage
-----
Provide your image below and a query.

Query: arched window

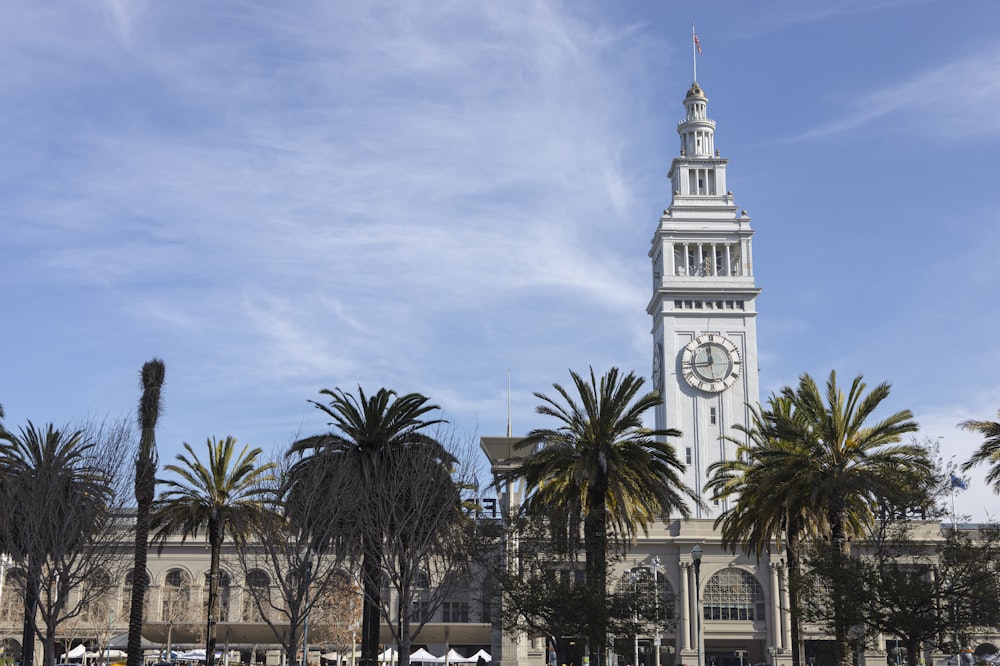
[81,570,113,622]
[0,637,22,662]
[702,568,765,621]
[409,570,432,623]
[162,569,192,622]
[1,569,26,624]
[204,571,232,621]
[121,570,152,620]
[242,570,270,622]
[246,570,270,589]
[415,570,431,589]
[616,565,677,626]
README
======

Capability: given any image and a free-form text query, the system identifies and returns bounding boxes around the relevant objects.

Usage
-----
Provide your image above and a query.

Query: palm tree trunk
[126,457,155,666]
[829,508,853,666]
[360,541,384,666]
[206,518,222,666]
[127,359,164,666]
[584,477,609,666]
[785,518,804,666]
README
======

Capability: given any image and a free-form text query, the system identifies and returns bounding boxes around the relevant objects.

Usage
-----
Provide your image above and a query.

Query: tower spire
[647,79,761,518]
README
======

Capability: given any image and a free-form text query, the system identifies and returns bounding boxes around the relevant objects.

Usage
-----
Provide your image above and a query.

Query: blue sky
[2,0,998,521]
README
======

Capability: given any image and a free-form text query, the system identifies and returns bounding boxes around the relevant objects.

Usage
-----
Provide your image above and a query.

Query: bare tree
[233,457,361,666]
[0,416,134,666]
[159,567,200,658]
[366,432,483,666]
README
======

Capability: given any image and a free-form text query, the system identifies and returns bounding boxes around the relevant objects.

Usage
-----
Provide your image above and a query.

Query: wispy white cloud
[736,0,934,38]
[789,46,1000,142]
[0,1,664,444]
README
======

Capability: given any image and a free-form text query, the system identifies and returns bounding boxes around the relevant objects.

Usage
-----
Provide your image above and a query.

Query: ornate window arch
[204,570,232,621]
[702,568,765,621]
[162,568,193,622]
[242,569,270,622]
[1,569,26,624]
[614,565,678,629]
[121,570,152,620]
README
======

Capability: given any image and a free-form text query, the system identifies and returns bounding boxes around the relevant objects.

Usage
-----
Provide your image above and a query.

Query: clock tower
[647,81,761,518]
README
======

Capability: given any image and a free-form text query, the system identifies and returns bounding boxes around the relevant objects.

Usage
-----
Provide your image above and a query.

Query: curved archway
[702,568,765,621]
[0,637,22,661]
[204,570,232,621]
[0,570,26,625]
[242,569,270,622]
[121,570,152,620]
[162,568,193,622]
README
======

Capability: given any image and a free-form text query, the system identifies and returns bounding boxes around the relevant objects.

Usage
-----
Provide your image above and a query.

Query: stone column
[679,563,691,653]
[769,564,782,651]
[780,566,792,650]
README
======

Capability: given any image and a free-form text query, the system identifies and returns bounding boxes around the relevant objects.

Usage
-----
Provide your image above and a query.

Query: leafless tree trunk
[366,432,483,666]
[233,457,361,666]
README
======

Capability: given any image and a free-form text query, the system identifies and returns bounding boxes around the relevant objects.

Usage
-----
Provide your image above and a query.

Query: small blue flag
[950,473,968,490]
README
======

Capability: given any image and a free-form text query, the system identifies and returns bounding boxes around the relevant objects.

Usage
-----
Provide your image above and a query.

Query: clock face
[681,333,742,393]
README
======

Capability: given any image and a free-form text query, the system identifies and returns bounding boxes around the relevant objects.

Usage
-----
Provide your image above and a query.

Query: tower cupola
[679,81,716,157]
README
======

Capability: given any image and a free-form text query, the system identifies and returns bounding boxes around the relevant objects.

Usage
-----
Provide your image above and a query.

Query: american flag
[694,33,702,54]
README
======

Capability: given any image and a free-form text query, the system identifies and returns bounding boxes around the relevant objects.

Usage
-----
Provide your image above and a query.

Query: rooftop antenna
[506,369,512,437]
[692,23,702,82]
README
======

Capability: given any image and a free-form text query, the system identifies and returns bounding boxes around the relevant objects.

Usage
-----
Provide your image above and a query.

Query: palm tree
[511,367,698,662]
[286,387,451,666]
[960,410,1000,489]
[706,395,819,666]
[0,422,109,666]
[151,436,275,666]
[771,371,927,666]
[127,359,165,666]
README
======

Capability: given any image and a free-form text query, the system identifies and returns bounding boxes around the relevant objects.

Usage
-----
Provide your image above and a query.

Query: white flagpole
[692,23,697,81]
[506,369,512,437]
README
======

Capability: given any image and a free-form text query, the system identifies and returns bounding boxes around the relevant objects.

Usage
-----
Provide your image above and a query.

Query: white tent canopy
[409,649,439,663]
[438,650,474,663]
[468,650,491,663]
[61,645,87,660]
[377,649,399,663]
[87,650,126,660]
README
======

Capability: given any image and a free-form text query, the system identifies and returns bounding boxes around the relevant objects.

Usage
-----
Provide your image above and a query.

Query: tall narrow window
[710,407,717,425]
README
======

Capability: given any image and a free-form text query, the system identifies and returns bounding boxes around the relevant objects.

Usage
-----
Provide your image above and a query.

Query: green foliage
[285,386,454,666]
[708,371,930,666]
[151,436,275,666]
[498,515,671,660]
[152,437,275,546]
[961,410,1000,490]
[506,367,696,662]
[800,523,1000,666]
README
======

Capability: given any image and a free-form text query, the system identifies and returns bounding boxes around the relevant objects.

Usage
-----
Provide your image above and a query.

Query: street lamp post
[692,546,703,666]
[652,557,662,666]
